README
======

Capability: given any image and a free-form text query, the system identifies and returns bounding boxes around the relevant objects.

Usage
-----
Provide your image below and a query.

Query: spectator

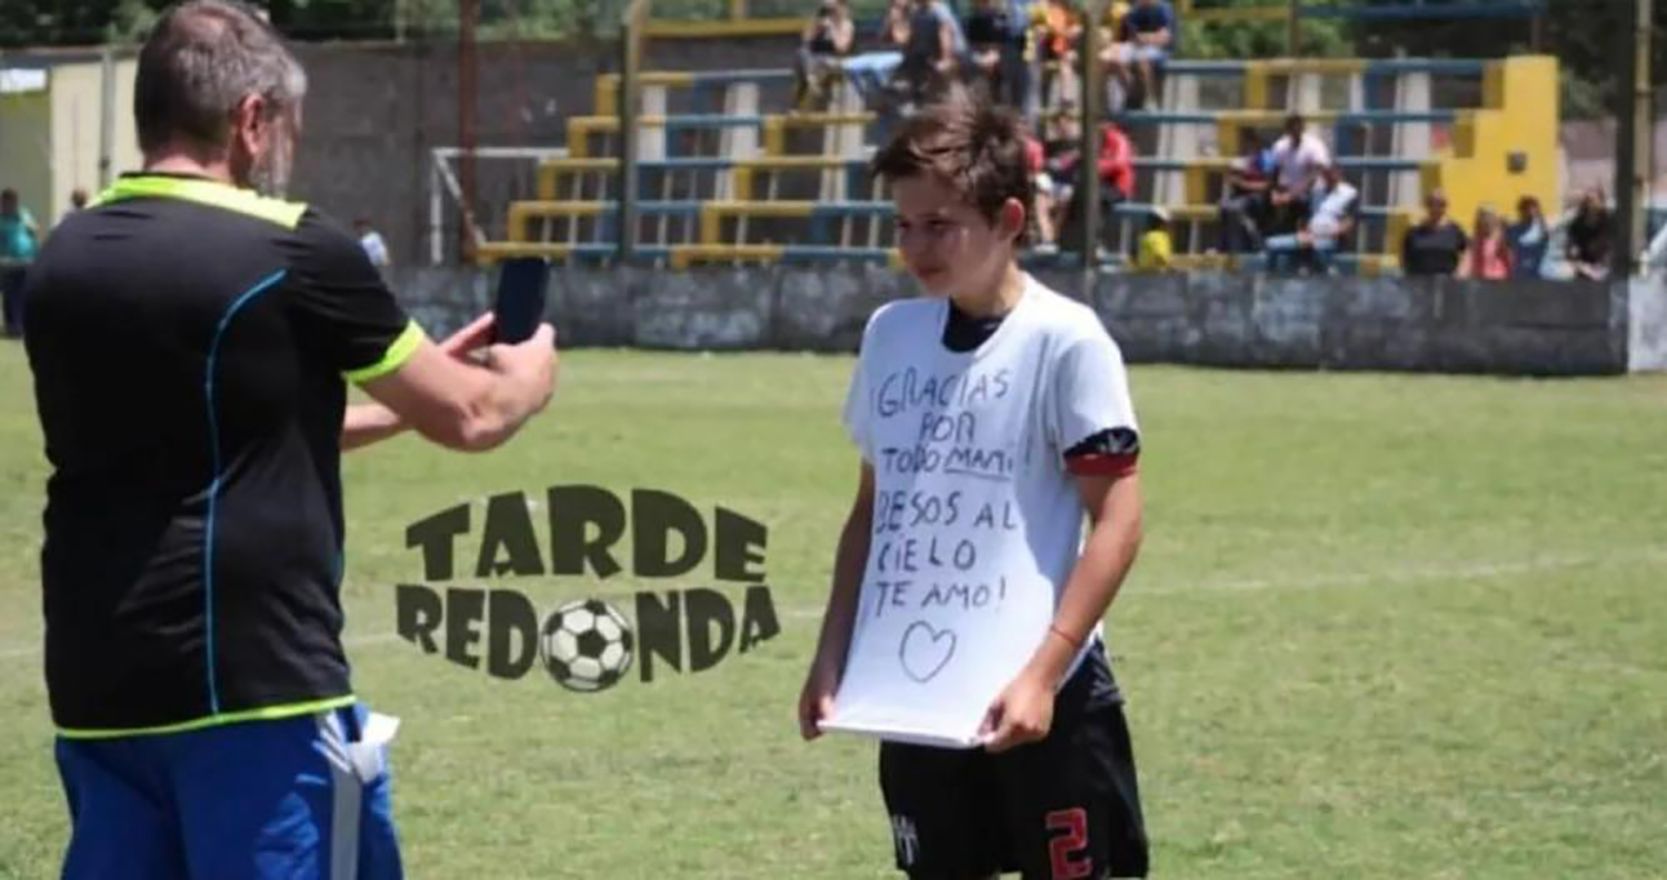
[1047,115,1135,256]
[1218,129,1274,253]
[1263,163,1357,275]
[1024,127,1061,252]
[963,0,1010,101]
[1039,108,1081,239]
[998,0,1036,114]
[1135,207,1172,270]
[1096,1,1132,111]
[354,217,392,270]
[1267,113,1331,233]
[0,188,40,338]
[1642,213,1667,275]
[1096,118,1136,202]
[69,188,90,212]
[1400,189,1468,277]
[882,0,911,47]
[795,0,856,110]
[1565,187,1613,281]
[1036,0,1083,113]
[1504,195,1549,279]
[1105,0,1173,111]
[1461,205,1511,280]
[891,0,966,109]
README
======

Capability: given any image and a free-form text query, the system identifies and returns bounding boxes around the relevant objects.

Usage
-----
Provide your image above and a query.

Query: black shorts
[878,648,1148,879]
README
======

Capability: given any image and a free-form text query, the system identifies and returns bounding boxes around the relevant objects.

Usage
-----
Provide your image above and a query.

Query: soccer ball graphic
[540,599,634,693]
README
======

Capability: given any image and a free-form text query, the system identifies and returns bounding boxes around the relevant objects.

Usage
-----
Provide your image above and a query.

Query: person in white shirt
[1640,213,1667,275]
[1263,163,1357,274]
[354,217,391,269]
[798,95,1149,879]
[1267,113,1332,233]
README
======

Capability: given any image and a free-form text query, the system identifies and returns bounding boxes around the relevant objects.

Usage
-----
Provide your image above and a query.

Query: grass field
[0,341,1664,879]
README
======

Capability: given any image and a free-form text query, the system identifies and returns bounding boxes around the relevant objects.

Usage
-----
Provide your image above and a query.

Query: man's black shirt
[24,174,419,733]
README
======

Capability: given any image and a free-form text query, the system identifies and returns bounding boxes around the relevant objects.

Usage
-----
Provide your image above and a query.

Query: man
[23,3,556,877]
[1565,187,1613,281]
[799,96,1149,879]
[964,0,1011,101]
[1218,129,1274,253]
[1264,163,1357,274]
[1000,0,1036,115]
[1046,114,1135,258]
[0,188,40,337]
[1400,189,1468,277]
[1268,113,1331,232]
[355,216,392,270]
[891,0,966,109]
[1106,0,1174,110]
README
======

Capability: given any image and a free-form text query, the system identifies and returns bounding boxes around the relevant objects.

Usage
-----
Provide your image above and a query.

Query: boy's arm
[984,331,1142,754]
[983,470,1142,752]
[798,462,876,740]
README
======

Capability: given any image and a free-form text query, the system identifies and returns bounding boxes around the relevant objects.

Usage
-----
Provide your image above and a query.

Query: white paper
[818,717,985,750]
[826,333,1061,747]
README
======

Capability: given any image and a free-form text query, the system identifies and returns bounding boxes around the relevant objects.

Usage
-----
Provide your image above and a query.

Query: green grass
[0,343,1664,879]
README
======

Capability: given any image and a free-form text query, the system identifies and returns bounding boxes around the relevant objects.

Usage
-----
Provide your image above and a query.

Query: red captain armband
[1063,427,1141,479]
[1065,452,1139,478]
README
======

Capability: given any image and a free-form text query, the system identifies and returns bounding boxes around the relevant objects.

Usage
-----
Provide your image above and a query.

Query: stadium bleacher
[476,30,1559,275]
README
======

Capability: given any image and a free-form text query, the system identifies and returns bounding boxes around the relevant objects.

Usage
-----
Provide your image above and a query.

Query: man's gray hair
[135,0,306,153]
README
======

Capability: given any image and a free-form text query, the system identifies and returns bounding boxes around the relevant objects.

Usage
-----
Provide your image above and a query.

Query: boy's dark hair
[871,94,1034,245]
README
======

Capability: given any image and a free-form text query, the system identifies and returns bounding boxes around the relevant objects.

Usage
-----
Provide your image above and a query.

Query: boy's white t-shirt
[824,274,1139,747]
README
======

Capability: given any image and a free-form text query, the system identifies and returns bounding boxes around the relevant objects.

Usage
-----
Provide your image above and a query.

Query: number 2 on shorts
[1045,808,1091,880]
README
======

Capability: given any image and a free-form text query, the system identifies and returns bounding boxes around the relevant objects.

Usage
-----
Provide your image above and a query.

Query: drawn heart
[898,621,956,683]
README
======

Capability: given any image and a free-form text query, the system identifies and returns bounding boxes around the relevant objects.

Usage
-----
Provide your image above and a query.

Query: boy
[798,95,1149,880]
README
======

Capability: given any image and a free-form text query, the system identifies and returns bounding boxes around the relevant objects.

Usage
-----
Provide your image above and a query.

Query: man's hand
[797,657,841,741]
[341,312,511,452]
[439,312,498,359]
[980,668,1056,753]
[481,323,558,417]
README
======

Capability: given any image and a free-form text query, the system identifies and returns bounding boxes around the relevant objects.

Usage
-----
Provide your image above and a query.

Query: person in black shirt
[1400,189,1469,277]
[25,3,555,877]
[795,0,856,109]
[1565,187,1613,281]
[963,0,1011,100]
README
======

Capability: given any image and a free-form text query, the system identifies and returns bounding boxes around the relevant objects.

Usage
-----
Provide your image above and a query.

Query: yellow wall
[1421,56,1560,242]
[0,82,53,230]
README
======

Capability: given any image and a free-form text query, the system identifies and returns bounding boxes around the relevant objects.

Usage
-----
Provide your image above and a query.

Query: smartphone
[492,257,550,344]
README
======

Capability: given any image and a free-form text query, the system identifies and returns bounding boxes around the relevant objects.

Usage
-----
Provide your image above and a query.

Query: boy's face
[892,173,1020,297]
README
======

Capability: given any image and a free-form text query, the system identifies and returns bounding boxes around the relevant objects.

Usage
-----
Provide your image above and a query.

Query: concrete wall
[1630,276,1667,373]
[1427,56,1562,239]
[286,35,797,265]
[390,267,1649,376]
